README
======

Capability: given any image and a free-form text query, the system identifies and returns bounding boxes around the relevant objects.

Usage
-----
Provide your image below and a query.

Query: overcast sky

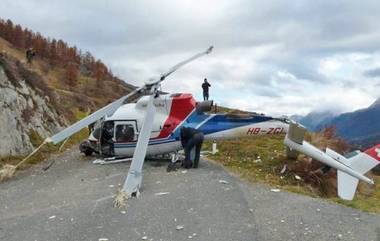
[1,0,380,116]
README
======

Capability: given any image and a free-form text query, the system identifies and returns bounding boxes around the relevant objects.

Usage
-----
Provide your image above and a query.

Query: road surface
[0,147,379,241]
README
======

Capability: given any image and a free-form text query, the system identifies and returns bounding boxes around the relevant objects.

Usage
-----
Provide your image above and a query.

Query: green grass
[204,135,380,213]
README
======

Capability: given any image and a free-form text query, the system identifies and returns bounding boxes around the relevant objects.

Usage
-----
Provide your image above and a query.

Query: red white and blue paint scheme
[87,93,289,157]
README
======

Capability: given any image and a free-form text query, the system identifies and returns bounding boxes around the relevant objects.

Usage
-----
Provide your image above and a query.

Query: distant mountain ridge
[296,99,380,148]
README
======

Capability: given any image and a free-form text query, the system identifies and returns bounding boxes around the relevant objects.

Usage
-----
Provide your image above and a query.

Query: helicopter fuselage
[85,93,289,157]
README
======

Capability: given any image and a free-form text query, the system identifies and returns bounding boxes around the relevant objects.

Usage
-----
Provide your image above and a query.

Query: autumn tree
[64,62,79,86]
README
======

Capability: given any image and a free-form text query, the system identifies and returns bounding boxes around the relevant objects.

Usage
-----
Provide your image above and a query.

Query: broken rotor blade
[48,86,144,144]
[122,91,157,196]
[145,46,214,86]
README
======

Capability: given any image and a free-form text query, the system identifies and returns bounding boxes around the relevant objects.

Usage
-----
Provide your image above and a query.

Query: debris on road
[280,165,287,174]
[181,170,188,174]
[176,225,184,230]
[219,179,229,184]
[270,188,281,192]
[155,192,170,196]
[141,236,148,240]
[48,215,56,219]
[99,238,109,241]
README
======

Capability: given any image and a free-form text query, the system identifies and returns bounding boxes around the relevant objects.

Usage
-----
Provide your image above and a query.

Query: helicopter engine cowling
[196,100,213,113]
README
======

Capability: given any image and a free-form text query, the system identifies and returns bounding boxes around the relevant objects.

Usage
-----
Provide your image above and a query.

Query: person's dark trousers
[203,92,209,101]
[184,133,204,168]
[193,133,204,168]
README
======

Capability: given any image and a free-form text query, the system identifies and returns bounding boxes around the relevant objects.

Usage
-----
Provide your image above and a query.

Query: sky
[1,0,380,116]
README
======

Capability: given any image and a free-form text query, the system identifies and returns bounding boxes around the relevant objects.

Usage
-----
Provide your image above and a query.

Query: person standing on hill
[202,78,211,101]
[26,48,35,65]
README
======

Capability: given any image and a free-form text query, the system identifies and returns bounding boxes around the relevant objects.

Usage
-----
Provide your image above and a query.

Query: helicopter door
[114,121,137,143]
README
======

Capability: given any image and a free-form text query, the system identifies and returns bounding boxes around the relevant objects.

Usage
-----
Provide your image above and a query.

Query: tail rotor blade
[48,87,143,144]
[122,92,157,195]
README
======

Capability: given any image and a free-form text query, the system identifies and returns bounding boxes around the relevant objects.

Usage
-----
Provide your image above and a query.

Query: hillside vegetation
[0,18,135,122]
[0,18,136,166]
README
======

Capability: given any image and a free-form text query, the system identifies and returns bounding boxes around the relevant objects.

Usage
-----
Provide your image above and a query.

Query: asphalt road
[0,147,379,241]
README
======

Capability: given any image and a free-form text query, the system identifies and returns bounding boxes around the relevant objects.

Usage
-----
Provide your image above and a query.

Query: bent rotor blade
[48,87,143,144]
[122,93,156,196]
[146,46,213,86]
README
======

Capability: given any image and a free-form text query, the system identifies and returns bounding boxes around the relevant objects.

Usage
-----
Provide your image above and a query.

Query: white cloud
[1,0,380,116]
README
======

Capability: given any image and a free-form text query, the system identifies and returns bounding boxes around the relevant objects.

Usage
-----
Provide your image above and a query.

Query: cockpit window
[115,124,135,142]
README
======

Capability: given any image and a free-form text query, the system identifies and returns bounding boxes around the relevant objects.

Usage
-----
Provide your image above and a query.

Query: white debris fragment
[280,219,285,223]
[270,188,281,192]
[218,179,229,184]
[338,234,343,239]
[280,165,287,174]
[176,225,184,230]
[108,185,114,188]
[254,159,262,163]
[294,175,302,180]
[141,236,148,240]
[354,217,360,221]
[48,215,56,219]
[316,208,321,212]
[193,233,197,237]
[188,235,193,239]
[249,209,254,213]
[155,192,170,196]
[121,211,126,214]
[181,170,188,174]
[99,239,109,241]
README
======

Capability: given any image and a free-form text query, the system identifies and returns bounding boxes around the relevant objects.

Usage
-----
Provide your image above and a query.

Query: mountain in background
[294,99,380,149]
[291,110,339,131]
[321,98,380,148]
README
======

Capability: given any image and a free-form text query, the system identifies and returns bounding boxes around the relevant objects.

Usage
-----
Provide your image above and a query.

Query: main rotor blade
[146,46,213,86]
[48,87,143,144]
[122,93,157,195]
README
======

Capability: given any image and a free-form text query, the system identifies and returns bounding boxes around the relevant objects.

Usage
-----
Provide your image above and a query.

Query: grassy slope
[203,135,380,213]
[0,37,134,167]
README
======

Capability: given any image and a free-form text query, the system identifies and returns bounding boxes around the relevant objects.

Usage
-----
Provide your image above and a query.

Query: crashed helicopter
[46,46,379,201]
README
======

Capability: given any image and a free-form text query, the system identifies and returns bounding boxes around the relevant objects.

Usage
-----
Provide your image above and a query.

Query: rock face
[0,64,64,157]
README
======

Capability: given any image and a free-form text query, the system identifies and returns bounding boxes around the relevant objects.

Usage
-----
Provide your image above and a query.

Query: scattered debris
[42,160,56,171]
[218,179,229,184]
[121,211,126,214]
[141,236,148,240]
[338,234,343,239]
[270,188,280,192]
[48,215,56,219]
[280,165,287,174]
[280,219,285,223]
[176,225,184,230]
[249,209,254,213]
[0,164,16,182]
[192,233,197,237]
[155,192,170,196]
[181,170,188,174]
[254,159,262,163]
[109,185,115,188]
[316,208,321,212]
[99,238,109,241]
[294,175,302,180]
[114,190,128,208]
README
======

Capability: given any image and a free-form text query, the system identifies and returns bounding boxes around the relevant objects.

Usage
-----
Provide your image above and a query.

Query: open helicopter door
[113,120,138,156]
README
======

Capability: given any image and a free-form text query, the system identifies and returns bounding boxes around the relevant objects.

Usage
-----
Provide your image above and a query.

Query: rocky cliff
[0,55,65,157]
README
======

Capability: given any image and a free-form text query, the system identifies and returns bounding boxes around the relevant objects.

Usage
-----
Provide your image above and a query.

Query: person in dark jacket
[180,127,204,168]
[26,48,35,64]
[201,78,211,101]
